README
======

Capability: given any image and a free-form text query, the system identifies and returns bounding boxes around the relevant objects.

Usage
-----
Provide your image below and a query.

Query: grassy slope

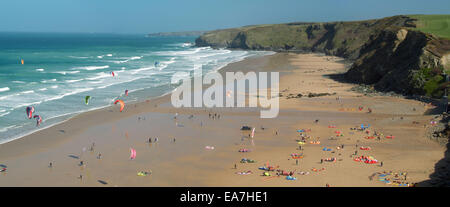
[409,14,450,39]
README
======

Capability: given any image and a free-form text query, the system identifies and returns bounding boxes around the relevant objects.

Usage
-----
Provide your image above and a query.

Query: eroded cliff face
[195,15,449,97]
[345,28,450,96]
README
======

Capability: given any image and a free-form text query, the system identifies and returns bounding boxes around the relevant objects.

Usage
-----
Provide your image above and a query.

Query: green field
[408,14,450,39]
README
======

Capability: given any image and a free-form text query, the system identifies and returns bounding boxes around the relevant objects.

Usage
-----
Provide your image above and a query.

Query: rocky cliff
[196,15,450,98]
[345,27,450,97]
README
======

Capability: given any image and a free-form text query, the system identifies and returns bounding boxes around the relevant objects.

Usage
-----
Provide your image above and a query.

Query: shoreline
[0,52,445,186]
[0,51,273,146]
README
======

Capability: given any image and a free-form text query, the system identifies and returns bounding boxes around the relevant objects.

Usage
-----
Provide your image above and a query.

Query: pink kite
[26,106,35,119]
[130,148,136,160]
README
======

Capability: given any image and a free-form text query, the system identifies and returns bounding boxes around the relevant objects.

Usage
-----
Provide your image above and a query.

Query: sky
[0,0,448,34]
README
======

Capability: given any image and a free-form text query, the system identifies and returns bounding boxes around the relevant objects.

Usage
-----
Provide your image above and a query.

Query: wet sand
[0,53,445,186]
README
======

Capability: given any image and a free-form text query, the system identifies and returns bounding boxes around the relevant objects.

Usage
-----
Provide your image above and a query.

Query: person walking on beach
[97,153,101,159]
[320,159,323,164]
[49,162,53,168]
[296,159,298,165]
[234,164,237,169]
[380,161,383,167]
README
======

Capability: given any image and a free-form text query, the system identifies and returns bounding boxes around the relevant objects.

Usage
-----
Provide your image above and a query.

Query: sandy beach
[0,53,445,187]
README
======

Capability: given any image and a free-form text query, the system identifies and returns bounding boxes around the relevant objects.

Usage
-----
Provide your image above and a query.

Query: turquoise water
[0,32,271,143]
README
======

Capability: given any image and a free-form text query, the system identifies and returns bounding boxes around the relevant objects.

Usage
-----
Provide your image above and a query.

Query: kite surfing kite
[114,99,125,112]
[85,96,91,105]
[110,71,115,77]
[251,128,255,138]
[33,115,42,127]
[130,148,136,160]
[26,106,35,119]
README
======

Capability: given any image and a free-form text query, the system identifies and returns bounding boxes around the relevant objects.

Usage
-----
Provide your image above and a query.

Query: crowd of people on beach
[231,116,420,187]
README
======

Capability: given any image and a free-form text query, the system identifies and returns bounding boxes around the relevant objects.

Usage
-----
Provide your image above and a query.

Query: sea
[0,32,272,144]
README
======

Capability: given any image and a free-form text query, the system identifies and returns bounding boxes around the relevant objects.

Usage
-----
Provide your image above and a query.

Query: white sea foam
[73,65,109,71]
[45,87,94,102]
[36,68,45,72]
[130,67,154,75]
[41,79,57,83]
[0,125,16,132]
[21,90,34,94]
[86,72,111,81]
[0,87,10,92]
[54,70,80,75]
[112,56,142,64]
[66,79,84,83]
[106,54,113,57]
[69,56,89,59]
[12,81,25,84]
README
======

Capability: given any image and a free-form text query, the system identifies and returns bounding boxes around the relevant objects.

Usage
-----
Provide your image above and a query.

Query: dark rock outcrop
[345,28,450,96]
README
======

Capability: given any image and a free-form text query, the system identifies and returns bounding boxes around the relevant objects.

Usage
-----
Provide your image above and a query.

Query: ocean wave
[44,87,94,102]
[35,68,45,72]
[54,70,80,75]
[41,79,57,83]
[0,125,16,132]
[106,54,113,57]
[86,72,111,81]
[182,42,193,47]
[112,56,142,64]
[0,87,10,92]
[130,67,154,75]
[38,88,48,91]
[66,79,84,83]
[21,90,35,94]
[15,101,43,109]
[73,65,110,71]
[153,47,210,56]
[69,56,89,59]
[12,81,25,84]
[0,111,10,117]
